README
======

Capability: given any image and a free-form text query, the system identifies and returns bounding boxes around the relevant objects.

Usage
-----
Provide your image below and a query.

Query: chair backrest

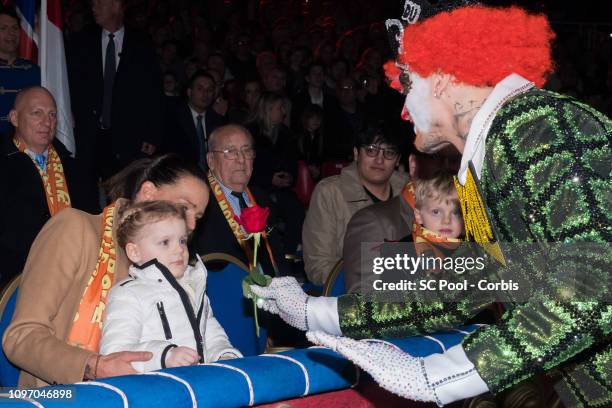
[0,275,21,387]
[293,160,315,208]
[320,160,350,179]
[201,253,267,356]
[322,260,345,297]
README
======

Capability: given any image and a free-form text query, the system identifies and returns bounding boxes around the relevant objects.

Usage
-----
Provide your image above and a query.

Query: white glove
[306,331,440,405]
[250,277,309,331]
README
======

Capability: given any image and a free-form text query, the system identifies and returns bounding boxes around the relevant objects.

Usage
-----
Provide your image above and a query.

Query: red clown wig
[396,6,556,88]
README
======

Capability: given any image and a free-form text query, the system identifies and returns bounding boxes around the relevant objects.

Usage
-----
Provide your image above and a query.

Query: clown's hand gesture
[249,277,341,334]
[306,331,489,406]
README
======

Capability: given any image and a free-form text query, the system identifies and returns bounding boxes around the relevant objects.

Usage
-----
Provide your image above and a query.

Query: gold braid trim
[454,164,506,266]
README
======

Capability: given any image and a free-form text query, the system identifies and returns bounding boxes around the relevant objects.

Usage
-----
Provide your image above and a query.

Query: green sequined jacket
[337,89,611,406]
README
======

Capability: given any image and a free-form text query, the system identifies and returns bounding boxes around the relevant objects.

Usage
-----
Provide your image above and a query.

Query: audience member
[159,40,185,84]
[100,201,241,371]
[295,103,326,181]
[226,33,257,82]
[247,92,304,254]
[67,0,164,183]
[0,87,94,288]
[302,126,408,285]
[325,57,349,91]
[0,6,40,136]
[325,77,366,160]
[291,61,333,130]
[165,70,226,170]
[3,154,208,387]
[192,124,291,277]
[343,151,460,292]
[256,51,277,81]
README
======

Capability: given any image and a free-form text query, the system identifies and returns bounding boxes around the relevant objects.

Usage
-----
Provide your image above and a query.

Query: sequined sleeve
[338,243,496,339]
[462,90,612,397]
[337,292,493,339]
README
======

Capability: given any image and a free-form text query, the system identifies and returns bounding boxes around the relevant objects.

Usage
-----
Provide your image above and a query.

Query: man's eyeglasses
[210,146,256,160]
[362,144,399,160]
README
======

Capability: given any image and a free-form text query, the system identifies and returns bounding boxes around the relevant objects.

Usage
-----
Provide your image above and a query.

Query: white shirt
[309,88,324,107]
[101,26,125,71]
[189,105,206,129]
[189,105,209,146]
[25,147,49,174]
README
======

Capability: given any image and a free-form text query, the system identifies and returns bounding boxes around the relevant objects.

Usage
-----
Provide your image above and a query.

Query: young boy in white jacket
[100,201,241,372]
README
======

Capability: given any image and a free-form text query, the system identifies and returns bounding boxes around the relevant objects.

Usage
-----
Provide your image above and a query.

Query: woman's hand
[272,171,293,188]
[85,351,153,379]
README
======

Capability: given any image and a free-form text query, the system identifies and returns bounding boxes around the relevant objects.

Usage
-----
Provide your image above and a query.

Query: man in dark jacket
[0,87,95,288]
[67,0,163,183]
[164,70,226,170]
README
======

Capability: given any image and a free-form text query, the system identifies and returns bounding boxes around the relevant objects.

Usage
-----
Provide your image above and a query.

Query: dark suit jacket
[163,102,227,164]
[247,123,299,193]
[67,25,163,173]
[0,136,97,288]
[191,184,291,277]
[342,193,414,293]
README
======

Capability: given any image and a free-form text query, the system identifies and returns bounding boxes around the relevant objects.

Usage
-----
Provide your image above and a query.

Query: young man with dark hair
[302,126,408,285]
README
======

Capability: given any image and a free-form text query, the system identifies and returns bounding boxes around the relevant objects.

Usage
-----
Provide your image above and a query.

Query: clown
[250,2,611,406]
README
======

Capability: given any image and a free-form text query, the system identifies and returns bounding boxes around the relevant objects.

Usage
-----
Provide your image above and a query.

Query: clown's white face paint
[403,71,434,135]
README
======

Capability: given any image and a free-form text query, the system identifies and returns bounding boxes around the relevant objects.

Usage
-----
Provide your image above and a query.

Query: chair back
[322,260,345,297]
[0,275,21,387]
[293,160,315,208]
[320,160,350,179]
[202,253,267,356]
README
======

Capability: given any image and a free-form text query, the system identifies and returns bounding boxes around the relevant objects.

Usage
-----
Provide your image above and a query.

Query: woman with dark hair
[296,103,326,181]
[4,154,209,388]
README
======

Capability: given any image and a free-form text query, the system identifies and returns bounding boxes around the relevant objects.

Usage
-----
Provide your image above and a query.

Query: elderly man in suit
[192,124,290,277]
[67,0,163,183]
[164,70,226,170]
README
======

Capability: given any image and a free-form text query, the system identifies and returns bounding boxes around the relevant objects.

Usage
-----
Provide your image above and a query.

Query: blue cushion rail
[0,325,481,407]
[0,287,20,387]
[206,262,267,356]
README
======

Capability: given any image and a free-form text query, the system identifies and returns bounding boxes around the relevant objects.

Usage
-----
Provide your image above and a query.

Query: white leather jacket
[100,256,241,372]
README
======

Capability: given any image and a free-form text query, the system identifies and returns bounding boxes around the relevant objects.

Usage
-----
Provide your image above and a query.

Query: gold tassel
[455,165,506,266]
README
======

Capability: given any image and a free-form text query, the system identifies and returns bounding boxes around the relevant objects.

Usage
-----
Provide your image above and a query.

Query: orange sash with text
[67,203,116,352]
[208,172,279,275]
[13,138,71,215]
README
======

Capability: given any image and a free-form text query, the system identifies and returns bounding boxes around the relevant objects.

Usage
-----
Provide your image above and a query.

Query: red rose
[234,205,270,234]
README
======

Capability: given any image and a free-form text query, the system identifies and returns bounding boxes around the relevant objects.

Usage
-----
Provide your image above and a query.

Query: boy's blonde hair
[116,201,187,248]
[414,171,459,209]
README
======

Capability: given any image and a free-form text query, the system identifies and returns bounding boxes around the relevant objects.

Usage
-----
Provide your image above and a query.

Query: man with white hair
[249,2,611,406]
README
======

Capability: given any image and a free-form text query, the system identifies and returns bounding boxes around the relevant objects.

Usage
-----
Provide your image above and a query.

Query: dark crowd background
[56,0,612,160]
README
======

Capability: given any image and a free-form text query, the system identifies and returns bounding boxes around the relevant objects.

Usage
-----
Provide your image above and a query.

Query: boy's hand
[165,346,199,368]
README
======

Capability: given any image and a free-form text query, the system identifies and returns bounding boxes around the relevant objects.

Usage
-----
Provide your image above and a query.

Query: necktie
[101,33,116,129]
[231,191,248,210]
[196,114,207,169]
[34,154,46,170]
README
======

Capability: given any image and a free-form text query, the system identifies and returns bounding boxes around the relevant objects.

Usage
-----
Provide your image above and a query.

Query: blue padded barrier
[0,287,20,387]
[0,325,481,407]
[329,269,345,296]
[206,262,267,356]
